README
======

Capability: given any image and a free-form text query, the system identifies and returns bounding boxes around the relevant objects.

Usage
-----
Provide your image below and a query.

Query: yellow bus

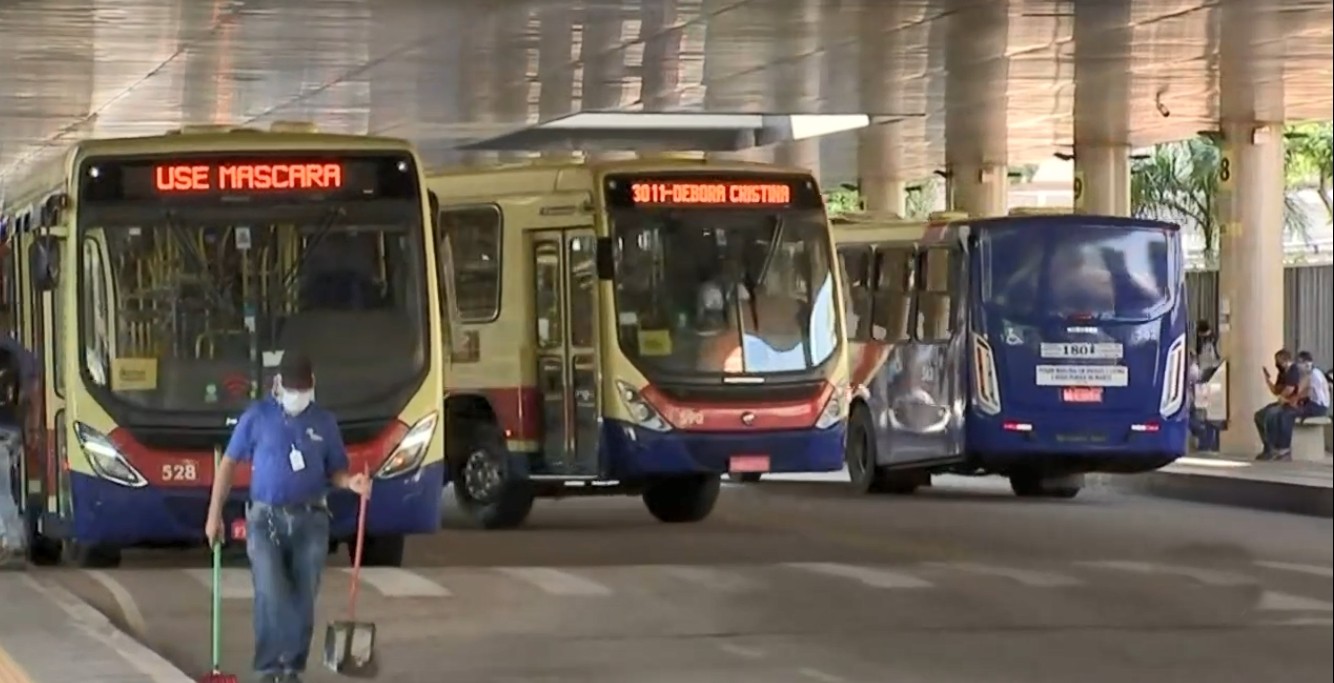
[0,124,448,567]
[429,158,850,529]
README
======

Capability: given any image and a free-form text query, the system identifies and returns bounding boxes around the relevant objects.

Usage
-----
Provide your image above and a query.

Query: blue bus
[833,211,1188,499]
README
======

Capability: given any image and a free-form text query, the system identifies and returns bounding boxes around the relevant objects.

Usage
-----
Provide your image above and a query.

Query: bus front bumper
[62,461,445,547]
[600,419,846,479]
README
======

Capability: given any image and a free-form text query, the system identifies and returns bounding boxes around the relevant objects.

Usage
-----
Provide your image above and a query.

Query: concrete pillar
[769,0,821,179]
[1074,145,1131,215]
[949,163,1009,217]
[701,0,768,162]
[581,10,633,160]
[537,4,576,161]
[491,1,532,163]
[1215,0,1287,455]
[1072,0,1132,215]
[858,124,906,215]
[944,0,1008,217]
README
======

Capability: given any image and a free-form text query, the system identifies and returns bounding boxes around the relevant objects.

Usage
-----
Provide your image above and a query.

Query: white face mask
[278,387,314,415]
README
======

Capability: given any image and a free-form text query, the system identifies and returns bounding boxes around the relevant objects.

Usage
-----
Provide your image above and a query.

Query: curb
[1095,470,1333,518]
[22,575,194,683]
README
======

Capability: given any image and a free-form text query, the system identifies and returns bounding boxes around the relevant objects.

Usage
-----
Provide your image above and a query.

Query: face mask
[278,388,314,415]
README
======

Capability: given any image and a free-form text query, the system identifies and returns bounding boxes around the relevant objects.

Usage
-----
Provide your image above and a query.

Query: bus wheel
[62,542,121,569]
[643,475,720,523]
[1009,473,1083,499]
[23,502,62,567]
[727,473,762,483]
[352,534,405,567]
[847,406,886,493]
[453,424,534,530]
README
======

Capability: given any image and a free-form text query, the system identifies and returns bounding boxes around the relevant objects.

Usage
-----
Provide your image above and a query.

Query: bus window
[915,247,959,342]
[80,239,110,386]
[871,246,913,342]
[441,206,502,322]
[838,245,873,342]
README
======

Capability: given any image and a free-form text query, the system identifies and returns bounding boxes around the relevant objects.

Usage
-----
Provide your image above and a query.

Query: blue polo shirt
[224,397,349,506]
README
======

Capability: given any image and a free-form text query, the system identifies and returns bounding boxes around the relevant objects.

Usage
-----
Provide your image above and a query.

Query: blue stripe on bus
[599,419,846,478]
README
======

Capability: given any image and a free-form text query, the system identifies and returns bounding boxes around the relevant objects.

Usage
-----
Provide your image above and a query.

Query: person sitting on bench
[1260,350,1329,461]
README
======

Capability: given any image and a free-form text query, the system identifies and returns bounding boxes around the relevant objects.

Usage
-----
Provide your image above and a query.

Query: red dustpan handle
[347,465,370,620]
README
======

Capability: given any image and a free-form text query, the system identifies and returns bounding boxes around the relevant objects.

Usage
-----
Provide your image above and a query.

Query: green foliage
[1129,127,1325,253]
[823,178,942,219]
[1285,120,1333,224]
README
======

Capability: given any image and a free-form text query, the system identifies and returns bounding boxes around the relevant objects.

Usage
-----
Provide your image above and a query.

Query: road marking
[184,568,254,599]
[496,567,612,596]
[341,568,451,598]
[1254,561,1334,578]
[657,565,760,592]
[716,643,766,660]
[84,570,149,640]
[798,667,847,682]
[0,642,34,683]
[925,561,1083,587]
[1076,561,1254,586]
[1257,591,1334,612]
[784,562,933,589]
[1261,617,1334,627]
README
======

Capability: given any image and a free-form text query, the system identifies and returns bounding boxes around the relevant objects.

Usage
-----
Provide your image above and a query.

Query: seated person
[1255,348,1303,461]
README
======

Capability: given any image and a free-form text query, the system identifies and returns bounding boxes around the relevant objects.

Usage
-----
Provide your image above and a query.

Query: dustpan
[323,469,377,676]
[198,446,239,683]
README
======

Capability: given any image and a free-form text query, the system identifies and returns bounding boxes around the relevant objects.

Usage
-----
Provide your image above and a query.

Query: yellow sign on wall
[111,357,159,391]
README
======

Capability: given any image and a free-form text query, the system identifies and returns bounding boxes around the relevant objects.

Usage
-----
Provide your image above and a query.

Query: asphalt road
[37,473,1334,683]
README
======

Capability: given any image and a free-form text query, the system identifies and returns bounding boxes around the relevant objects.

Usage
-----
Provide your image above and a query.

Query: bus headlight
[73,422,148,488]
[616,380,671,432]
[1160,334,1187,417]
[376,412,438,479]
[814,383,848,429]
[972,334,1002,415]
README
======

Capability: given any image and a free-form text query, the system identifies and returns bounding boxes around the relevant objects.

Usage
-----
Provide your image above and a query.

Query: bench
[1293,415,1332,462]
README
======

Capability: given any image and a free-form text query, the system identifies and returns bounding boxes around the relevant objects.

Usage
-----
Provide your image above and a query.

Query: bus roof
[425,157,818,203]
[830,213,959,246]
[967,214,1180,232]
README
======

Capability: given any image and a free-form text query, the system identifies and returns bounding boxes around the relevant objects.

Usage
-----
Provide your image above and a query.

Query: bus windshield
[77,215,428,414]
[611,209,838,379]
[979,222,1175,322]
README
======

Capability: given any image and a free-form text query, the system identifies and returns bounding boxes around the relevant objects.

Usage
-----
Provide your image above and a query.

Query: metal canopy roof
[1,0,1330,187]
[456,112,874,151]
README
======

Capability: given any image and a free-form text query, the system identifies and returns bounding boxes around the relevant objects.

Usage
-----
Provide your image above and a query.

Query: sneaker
[1254,451,1273,461]
[1271,450,1292,462]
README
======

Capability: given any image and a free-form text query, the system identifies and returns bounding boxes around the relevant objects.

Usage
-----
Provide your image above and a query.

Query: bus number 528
[161,462,198,482]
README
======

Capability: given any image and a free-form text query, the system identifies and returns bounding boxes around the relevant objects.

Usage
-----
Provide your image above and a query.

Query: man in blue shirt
[1255,349,1302,461]
[205,353,371,683]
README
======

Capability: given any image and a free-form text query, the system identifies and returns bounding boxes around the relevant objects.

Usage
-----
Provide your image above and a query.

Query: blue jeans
[1254,402,1285,450]
[0,426,25,551]
[246,501,330,676]
[1269,403,1329,451]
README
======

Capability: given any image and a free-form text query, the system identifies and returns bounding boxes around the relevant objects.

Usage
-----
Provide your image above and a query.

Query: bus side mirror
[40,193,69,227]
[595,237,614,280]
[30,236,60,291]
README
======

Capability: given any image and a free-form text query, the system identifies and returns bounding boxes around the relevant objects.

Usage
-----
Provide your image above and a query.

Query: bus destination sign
[604,173,821,210]
[79,154,417,203]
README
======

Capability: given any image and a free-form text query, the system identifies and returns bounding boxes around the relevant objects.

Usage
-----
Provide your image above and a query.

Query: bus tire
[62,542,121,569]
[453,423,534,530]
[643,475,720,523]
[352,534,405,567]
[728,473,762,483]
[23,499,61,567]
[847,405,888,493]
[1009,473,1082,499]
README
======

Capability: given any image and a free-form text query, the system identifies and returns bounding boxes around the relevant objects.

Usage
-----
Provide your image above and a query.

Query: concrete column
[1072,0,1132,215]
[769,0,821,179]
[1074,144,1131,215]
[701,0,767,162]
[948,163,1009,217]
[537,4,576,161]
[858,124,906,215]
[1216,0,1286,455]
[581,10,634,160]
[491,2,533,163]
[944,0,1008,217]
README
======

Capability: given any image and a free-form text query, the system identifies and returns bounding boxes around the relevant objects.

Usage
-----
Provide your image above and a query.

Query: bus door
[906,244,966,459]
[531,229,600,478]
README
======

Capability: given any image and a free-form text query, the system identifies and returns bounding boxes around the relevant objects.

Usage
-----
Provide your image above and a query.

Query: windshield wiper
[278,206,347,298]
